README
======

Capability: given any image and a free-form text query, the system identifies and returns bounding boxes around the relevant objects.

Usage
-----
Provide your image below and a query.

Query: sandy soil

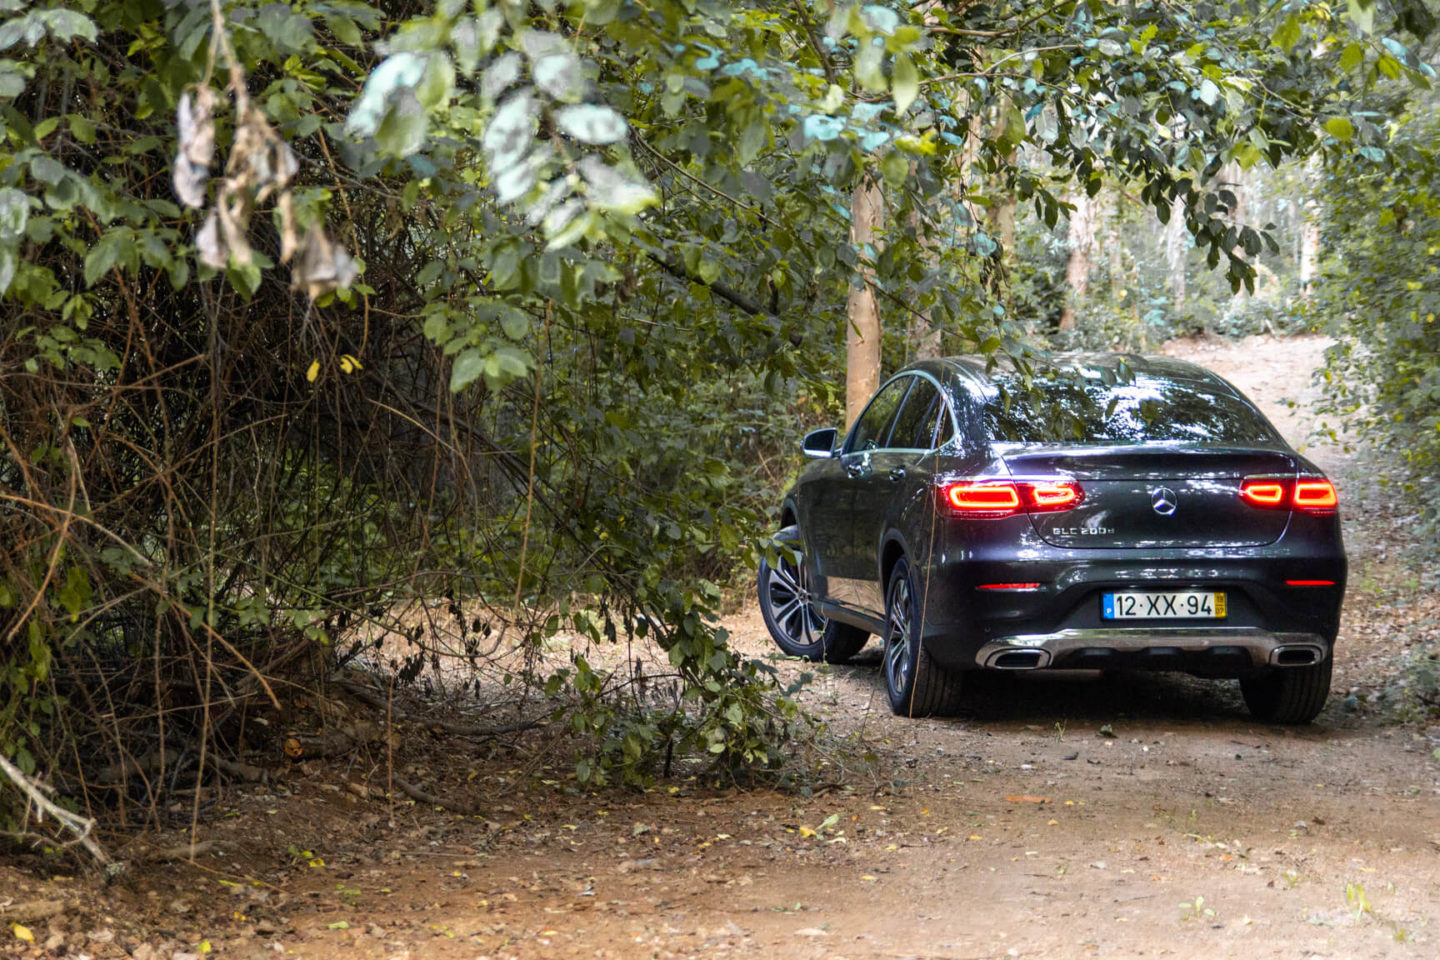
[4,336,1439,960]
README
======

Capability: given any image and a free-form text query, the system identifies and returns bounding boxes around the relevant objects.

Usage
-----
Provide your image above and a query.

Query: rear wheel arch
[880,535,907,591]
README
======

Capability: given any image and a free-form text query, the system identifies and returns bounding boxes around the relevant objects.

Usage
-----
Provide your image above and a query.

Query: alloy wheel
[884,573,913,695]
[762,548,827,648]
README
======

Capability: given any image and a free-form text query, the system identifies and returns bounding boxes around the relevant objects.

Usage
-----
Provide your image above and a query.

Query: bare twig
[0,754,111,866]
[632,134,782,229]
[394,777,482,816]
[118,839,221,863]
[336,678,545,738]
[0,900,68,924]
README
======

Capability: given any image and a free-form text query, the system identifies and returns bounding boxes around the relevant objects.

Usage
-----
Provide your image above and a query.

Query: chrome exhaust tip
[989,649,1047,670]
[1270,644,1323,667]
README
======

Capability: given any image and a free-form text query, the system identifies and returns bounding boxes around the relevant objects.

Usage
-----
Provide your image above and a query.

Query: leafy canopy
[0,0,1422,803]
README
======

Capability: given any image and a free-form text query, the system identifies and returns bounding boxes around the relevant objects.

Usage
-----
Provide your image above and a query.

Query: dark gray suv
[758,355,1345,723]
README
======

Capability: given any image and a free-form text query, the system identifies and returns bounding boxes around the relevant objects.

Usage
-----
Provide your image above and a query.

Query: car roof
[905,353,1238,399]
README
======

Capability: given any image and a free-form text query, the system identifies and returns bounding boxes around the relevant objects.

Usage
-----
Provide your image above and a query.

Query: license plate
[1103,591,1227,620]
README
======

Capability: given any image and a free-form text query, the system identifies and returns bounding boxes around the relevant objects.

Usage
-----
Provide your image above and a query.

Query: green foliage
[551,623,809,788]
[0,0,1418,827]
[1313,106,1440,535]
[1302,14,1440,720]
[1397,640,1440,720]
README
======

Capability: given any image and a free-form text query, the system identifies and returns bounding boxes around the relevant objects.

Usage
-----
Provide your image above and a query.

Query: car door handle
[888,467,906,482]
[845,461,866,477]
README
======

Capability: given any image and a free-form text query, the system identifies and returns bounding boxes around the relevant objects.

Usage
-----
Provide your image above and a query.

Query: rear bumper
[974,627,1329,672]
[912,532,1345,674]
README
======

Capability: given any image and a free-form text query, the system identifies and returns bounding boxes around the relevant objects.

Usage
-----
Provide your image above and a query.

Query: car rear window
[982,373,1280,445]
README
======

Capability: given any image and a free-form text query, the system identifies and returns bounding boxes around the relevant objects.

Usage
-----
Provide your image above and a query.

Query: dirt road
[4,336,1437,960]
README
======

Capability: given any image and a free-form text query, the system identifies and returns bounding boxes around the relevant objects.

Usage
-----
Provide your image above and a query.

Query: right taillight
[1293,479,1338,512]
[1239,476,1338,516]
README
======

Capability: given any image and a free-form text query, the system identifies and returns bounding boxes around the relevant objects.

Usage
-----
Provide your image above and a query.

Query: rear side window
[935,405,955,447]
[887,378,941,449]
[982,373,1280,445]
[847,377,911,453]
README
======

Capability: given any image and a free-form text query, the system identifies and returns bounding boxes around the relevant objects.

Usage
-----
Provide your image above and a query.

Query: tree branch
[928,0,1071,39]
[647,254,776,317]
[0,754,111,867]
[792,0,837,86]
[632,134,781,229]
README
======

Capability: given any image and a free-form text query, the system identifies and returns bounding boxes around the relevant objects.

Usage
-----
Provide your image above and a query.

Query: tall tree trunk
[1060,190,1094,332]
[1298,155,1321,300]
[1106,195,1124,300]
[1103,196,1137,347]
[955,90,985,227]
[908,205,942,360]
[1165,195,1187,309]
[910,0,944,361]
[846,176,884,429]
[984,96,1017,312]
[988,173,1017,313]
[915,88,982,360]
[1226,164,1250,318]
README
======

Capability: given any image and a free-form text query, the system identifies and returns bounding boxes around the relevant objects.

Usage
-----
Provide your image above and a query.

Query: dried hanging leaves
[172,87,215,208]
[171,10,356,300]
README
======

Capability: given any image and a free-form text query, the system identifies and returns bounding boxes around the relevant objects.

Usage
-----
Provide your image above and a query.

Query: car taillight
[1238,478,1287,507]
[937,479,1083,518]
[1028,480,1083,510]
[1293,479,1338,512]
[1238,476,1338,516]
[939,481,1022,517]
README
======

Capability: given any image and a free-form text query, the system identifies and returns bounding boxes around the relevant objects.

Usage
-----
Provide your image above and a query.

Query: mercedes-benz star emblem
[1151,486,1178,516]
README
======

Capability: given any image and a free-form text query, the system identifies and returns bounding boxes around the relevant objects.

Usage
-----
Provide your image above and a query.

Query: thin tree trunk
[955,90,984,227]
[988,173,1017,319]
[984,97,1018,309]
[1298,155,1320,300]
[1103,196,1137,347]
[908,204,942,360]
[846,176,884,429]
[1226,164,1250,317]
[1060,190,1094,332]
[910,0,946,358]
[987,158,1017,281]
[1165,195,1187,309]
[1106,195,1124,300]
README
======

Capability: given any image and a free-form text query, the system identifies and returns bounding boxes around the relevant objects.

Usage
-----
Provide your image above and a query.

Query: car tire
[1239,657,1332,724]
[758,525,869,663]
[882,556,964,717]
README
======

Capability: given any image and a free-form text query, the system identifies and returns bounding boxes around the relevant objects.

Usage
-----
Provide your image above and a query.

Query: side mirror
[802,427,838,459]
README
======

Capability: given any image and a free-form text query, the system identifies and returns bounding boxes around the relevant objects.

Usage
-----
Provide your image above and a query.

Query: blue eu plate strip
[1102,594,1115,618]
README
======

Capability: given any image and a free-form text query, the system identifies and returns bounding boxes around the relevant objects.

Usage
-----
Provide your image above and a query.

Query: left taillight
[937,478,1084,518]
[1239,476,1338,516]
